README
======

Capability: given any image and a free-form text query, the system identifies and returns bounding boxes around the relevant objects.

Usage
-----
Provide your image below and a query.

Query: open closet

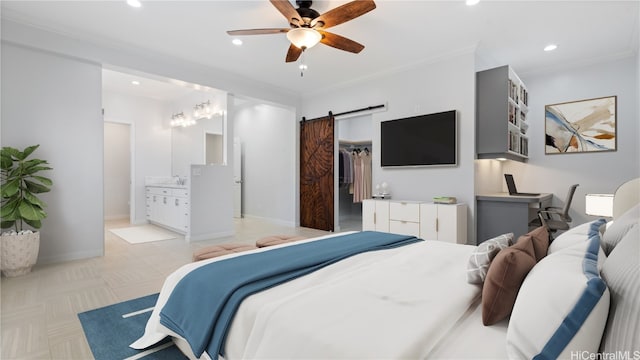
[337,114,373,231]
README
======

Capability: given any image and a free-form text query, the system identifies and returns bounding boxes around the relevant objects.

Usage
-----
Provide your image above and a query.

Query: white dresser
[362,199,467,244]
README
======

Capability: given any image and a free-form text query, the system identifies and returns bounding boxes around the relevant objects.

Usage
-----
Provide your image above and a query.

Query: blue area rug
[78,293,187,360]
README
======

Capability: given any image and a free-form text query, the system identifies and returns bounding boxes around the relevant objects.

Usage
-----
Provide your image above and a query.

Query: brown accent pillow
[524,226,550,261]
[482,238,537,325]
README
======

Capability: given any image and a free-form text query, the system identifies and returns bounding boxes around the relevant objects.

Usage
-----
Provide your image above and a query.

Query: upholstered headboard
[612,177,640,218]
[599,177,639,353]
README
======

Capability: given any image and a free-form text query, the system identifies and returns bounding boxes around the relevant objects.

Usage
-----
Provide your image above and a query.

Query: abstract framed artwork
[545,96,617,154]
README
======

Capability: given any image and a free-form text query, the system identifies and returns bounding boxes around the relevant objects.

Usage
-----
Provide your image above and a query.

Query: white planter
[0,232,40,277]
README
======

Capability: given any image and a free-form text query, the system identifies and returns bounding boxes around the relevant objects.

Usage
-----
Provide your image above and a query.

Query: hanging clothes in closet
[338,144,372,203]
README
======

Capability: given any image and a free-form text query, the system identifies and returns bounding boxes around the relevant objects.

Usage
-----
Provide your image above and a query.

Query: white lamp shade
[286,28,322,49]
[585,194,614,217]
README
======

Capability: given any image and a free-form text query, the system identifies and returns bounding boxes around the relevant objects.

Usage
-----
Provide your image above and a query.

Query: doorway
[336,114,373,232]
[104,122,132,223]
[205,132,224,164]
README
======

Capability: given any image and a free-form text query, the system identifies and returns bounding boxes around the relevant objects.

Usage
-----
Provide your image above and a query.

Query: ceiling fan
[227,0,376,63]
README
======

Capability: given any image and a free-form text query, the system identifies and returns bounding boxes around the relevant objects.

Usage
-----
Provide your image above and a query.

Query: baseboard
[242,214,296,228]
[37,248,104,266]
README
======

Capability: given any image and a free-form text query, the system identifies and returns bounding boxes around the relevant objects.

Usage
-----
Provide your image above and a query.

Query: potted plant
[0,145,52,277]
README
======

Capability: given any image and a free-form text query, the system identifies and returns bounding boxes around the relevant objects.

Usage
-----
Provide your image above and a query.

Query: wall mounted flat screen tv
[381,110,457,167]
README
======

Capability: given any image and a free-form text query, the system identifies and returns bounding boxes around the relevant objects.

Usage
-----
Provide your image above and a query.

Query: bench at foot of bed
[192,243,258,262]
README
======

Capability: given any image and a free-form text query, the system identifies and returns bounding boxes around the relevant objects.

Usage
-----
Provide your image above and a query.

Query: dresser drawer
[146,186,170,195]
[389,202,420,222]
[389,220,420,237]
[172,189,189,198]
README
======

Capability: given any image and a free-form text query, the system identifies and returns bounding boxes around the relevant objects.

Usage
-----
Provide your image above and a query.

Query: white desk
[476,192,552,244]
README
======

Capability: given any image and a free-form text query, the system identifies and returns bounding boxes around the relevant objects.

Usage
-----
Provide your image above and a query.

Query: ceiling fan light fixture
[287,28,322,50]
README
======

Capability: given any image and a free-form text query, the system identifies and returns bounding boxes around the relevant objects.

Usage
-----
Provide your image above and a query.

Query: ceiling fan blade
[318,30,365,53]
[286,44,303,63]
[270,0,302,26]
[311,0,376,29]
[227,28,290,36]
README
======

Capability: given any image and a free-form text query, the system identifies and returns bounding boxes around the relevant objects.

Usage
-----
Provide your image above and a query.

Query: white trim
[186,230,236,242]
[38,249,104,265]
[241,214,296,228]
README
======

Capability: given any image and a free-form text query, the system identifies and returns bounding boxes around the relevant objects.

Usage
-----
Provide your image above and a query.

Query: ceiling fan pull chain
[299,50,308,77]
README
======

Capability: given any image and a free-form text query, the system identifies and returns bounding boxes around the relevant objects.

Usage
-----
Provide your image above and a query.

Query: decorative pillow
[521,226,550,262]
[506,220,610,359]
[466,233,514,284]
[600,223,639,353]
[482,238,537,325]
[601,203,639,255]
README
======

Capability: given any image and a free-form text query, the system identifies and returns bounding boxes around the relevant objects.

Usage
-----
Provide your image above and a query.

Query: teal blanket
[159,231,422,358]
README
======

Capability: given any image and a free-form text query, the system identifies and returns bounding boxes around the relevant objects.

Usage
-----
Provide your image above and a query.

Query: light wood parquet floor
[1,218,328,360]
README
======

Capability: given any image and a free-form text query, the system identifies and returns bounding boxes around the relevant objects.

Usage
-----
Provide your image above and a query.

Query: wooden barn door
[300,115,334,231]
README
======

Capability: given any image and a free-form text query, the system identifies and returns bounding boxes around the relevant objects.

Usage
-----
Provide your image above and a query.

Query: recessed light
[127,0,142,8]
[131,80,140,85]
[232,38,243,46]
[544,44,558,52]
[466,0,480,6]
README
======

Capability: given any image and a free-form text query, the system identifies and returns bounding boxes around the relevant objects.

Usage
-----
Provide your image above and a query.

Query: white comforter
[133,232,480,359]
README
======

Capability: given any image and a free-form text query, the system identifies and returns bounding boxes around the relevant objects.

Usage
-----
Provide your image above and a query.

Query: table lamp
[585,194,614,217]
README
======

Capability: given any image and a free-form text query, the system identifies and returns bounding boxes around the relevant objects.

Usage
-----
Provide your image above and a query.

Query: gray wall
[504,55,640,226]
[1,42,104,264]
[233,102,297,226]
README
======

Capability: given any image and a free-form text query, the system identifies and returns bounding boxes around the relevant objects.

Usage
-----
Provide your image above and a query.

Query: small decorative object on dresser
[545,95,617,154]
[0,145,53,277]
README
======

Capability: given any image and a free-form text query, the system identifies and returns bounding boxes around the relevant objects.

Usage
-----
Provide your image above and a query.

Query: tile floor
[1,218,329,360]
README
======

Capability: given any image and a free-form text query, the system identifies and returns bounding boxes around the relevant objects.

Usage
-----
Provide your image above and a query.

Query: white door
[233,137,242,218]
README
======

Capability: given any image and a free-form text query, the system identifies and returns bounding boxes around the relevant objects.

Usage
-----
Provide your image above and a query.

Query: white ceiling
[2,1,639,99]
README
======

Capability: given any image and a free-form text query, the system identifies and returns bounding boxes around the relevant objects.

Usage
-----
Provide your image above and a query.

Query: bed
[132,178,639,359]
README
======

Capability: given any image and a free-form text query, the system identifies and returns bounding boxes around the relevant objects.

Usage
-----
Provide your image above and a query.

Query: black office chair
[529,184,579,234]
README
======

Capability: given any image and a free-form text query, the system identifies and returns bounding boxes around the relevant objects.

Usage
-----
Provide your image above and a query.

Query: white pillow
[507,220,610,359]
[601,203,640,255]
[547,220,595,254]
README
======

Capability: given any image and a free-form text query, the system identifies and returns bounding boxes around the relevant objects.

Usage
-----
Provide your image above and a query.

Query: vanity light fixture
[170,112,195,127]
[193,100,213,119]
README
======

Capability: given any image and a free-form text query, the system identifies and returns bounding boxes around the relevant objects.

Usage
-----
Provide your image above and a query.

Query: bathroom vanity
[146,183,190,234]
[144,164,233,242]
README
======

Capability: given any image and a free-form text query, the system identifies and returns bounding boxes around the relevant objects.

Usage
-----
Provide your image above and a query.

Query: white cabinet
[146,186,190,234]
[363,200,467,244]
[362,199,389,232]
[419,203,467,244]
